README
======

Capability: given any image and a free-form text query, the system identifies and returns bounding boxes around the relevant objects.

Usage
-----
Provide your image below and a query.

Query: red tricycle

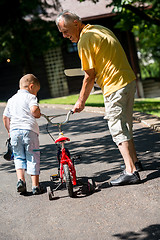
[42,110,96,200]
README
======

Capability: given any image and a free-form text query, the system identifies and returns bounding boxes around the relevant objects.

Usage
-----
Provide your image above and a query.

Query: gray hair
[56,10,81,26]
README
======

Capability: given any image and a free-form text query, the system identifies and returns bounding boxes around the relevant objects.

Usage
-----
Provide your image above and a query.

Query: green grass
[40,94,105,107]
[134,98,160,117]
[40,95,160,117]
[40,94,80,105]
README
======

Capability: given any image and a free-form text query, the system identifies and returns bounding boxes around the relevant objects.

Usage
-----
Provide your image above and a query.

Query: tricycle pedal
[50,174,59,181]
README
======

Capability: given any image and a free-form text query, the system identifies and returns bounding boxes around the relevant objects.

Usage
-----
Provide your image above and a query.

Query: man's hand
[73,98,85,113]
[73,68,95,113]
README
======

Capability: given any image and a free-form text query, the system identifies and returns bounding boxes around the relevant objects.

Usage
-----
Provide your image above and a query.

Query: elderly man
[56,10,142,186]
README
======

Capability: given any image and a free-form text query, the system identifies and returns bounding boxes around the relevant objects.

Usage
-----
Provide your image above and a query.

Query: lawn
[40,94,104,107]
[133,98,160,117]
[40,95,160,117]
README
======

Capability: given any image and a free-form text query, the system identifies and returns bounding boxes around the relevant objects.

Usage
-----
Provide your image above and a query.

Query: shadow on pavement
[0,115,160,187]
[39,115,160,183]
[113,224,160,240]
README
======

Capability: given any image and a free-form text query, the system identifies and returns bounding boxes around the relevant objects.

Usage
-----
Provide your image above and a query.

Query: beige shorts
[104,81,136,146]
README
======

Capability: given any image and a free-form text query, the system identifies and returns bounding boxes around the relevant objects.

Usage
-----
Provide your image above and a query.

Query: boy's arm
[30,105,41,118]
[3,115,10,135]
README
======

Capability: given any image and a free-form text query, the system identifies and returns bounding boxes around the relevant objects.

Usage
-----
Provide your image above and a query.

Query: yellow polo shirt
[78,24,136,96]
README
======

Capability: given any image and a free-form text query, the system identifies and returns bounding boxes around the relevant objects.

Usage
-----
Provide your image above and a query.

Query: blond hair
[19,74,40,89]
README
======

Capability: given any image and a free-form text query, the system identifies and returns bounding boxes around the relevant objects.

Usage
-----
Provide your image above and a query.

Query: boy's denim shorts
[10,129,40,175]
[104,81,136,146]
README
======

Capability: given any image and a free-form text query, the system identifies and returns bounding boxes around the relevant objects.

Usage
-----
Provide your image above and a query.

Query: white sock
[125,171,133,176]
[32,186,38,190]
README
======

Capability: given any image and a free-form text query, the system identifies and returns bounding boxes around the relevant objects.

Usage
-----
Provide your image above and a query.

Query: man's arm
[73,68,96,113]
[30,105,41,118]
[3,115,10,135]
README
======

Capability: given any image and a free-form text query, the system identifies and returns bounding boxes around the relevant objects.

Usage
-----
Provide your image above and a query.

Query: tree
[106,0,160,78]
[106,0,160,27]
[0,0,62,72]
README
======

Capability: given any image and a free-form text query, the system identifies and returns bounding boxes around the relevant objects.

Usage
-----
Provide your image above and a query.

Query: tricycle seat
[55,137,70,143]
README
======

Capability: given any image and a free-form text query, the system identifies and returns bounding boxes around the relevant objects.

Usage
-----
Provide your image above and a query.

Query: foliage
[0,0,62,72]
[106,0,160,28]
[134,24,160,78]
[105,0,160,79]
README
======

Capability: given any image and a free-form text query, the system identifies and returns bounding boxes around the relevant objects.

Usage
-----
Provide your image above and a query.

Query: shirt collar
[79,24,91,39]
[18,89,29,94]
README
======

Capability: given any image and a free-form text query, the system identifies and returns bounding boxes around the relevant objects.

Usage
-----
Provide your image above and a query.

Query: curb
[133,111,160,132]
[40,103,160,133]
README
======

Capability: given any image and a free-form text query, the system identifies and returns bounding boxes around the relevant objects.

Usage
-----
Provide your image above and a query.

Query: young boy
[3,74,42,195]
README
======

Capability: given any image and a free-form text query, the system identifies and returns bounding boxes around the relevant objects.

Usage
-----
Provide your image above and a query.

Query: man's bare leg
[110,138,140,186]
[118,139,138,173]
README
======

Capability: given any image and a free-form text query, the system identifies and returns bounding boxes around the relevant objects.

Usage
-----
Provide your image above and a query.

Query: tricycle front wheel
[63,164,74,197]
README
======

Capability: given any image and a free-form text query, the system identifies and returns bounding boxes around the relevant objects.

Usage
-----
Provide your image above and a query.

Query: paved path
[40,103,160,133]
[0,104,160,240]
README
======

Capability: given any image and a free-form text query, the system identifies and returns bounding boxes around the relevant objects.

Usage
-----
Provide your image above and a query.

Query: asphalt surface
[0,103,160,240]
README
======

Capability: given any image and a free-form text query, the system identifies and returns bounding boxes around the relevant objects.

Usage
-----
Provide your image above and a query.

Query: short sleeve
[3,101,11,118]
[28,95,39,109]
[78,36,95,70]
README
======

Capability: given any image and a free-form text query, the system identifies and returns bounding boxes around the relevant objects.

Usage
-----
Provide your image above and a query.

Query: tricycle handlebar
[41,110,74,126]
